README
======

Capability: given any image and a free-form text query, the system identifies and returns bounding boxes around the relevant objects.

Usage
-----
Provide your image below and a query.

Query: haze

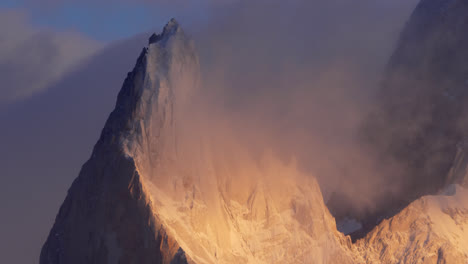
[0,1,418,263]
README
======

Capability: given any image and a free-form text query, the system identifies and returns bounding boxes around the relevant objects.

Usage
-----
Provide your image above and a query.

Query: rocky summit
[41,1,468,262]
[40,19,355,264]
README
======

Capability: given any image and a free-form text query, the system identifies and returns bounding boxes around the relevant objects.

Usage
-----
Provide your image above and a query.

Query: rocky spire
[39,17,357,264]
[39,19,197,264]
[148,18,181,45]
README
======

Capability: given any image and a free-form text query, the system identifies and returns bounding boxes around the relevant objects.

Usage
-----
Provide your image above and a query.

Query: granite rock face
[359,0,468,229]
[446,141,468,188]
[353,1,468,261]
[40,149,190,264]
[40,19,356,264]
[41,1,468,262]
[40,19,196,264]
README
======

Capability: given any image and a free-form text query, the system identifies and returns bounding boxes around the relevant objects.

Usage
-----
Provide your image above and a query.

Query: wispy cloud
[0,9,101,103]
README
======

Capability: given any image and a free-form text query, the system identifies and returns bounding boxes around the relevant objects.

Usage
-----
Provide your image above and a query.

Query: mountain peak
[148,18,182,45]
[165,18,180,32]
[40,19,199,264]
[107,17,198,163]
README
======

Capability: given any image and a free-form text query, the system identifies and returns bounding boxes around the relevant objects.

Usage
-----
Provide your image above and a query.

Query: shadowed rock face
[40,19,356,264]
[40,19,193,264]
[379,0,468,189]
[355,0,468,231]
[41,2,468,263]
[39,147,189,264]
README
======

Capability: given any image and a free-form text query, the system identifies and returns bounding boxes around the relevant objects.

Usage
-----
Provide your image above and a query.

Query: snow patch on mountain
[356,184,468,263]
[41,15,468,264]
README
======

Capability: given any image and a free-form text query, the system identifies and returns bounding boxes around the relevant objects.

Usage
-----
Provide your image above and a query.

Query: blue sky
[0,0,199,41]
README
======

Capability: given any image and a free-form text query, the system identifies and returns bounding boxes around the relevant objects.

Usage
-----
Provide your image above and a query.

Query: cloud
[0,1,422,262]
[188,0,419,215]
[0,9,101,103]
[0,31,147,264]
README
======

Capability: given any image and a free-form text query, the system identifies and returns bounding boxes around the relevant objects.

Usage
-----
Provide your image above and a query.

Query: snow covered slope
[40,19,196,264]
[356,185,468,263]
[41,6,468,263]
[40,19,356,264]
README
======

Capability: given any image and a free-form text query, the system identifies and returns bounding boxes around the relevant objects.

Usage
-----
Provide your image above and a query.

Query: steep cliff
[356,0,468,235]
[41,1,468,262]
[40,19,356,264]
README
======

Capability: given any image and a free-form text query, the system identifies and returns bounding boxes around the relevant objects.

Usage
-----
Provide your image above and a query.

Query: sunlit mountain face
[38,0,468,263]
[40,20,356,264]
[349,0,468,238]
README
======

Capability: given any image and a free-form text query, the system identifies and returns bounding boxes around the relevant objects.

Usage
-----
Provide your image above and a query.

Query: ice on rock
[40,6,468,263]
[40,19,356,264]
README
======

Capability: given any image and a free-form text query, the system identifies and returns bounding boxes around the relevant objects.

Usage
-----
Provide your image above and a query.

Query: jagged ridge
[41,3,468,262]
[40,18,358,264]
[40,19,194,264]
